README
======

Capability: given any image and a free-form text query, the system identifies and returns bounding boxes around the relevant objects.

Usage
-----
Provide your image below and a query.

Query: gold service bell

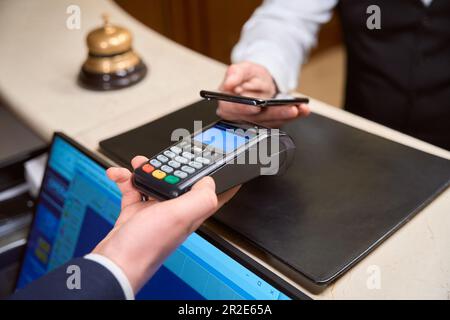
[78,14,148,90]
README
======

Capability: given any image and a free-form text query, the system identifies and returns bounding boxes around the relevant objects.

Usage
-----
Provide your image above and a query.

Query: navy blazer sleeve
[10,258,126,300]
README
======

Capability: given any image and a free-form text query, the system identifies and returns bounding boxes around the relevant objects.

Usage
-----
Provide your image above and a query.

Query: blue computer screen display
[17,136,290,300]
[194,123,249,153]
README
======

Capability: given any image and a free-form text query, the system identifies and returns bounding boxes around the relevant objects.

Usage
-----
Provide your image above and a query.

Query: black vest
[338,0,450,150]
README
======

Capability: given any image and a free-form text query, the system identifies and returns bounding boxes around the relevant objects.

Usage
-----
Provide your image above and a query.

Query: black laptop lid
[100,100,450,291]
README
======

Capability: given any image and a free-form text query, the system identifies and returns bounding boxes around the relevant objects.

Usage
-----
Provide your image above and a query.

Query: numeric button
[182,152,195,160]
[168,160,180,169]
[189,161,202,169]
[174,170,188,179]
[150,159,162,168]
[163,150,176,158]
[170,146,182,154]
[175,156,188,164]
[181,166,195,174]
[182,144,193,152]
[157,155,169,163]
[195,157,210,165]
[161,165,174,174]
[202,151,211,158]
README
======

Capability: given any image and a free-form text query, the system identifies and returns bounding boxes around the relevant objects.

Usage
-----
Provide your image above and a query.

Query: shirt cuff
[84,253,135,300]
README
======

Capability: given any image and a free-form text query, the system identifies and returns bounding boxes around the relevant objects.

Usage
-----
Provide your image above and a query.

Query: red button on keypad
[142,164,155,173]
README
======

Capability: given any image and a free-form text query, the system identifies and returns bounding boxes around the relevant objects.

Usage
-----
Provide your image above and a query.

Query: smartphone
[200,90,309,107]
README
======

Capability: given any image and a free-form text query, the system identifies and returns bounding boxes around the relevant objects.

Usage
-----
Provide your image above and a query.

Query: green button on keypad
[164,175,180,185]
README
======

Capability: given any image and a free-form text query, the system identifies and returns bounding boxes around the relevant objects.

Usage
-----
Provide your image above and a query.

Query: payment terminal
[132,120,295,200]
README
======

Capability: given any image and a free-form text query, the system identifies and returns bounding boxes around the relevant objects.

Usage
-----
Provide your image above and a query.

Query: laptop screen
[16,135,292,300]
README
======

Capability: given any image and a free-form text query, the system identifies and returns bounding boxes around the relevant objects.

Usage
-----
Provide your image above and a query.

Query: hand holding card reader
[133,121,295,200]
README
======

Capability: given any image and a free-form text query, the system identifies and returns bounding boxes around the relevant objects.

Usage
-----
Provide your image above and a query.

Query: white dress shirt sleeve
[232,0,338,92]
[84,253,135,300]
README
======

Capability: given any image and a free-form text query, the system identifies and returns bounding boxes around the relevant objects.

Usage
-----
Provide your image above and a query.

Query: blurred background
[115,0,346,108]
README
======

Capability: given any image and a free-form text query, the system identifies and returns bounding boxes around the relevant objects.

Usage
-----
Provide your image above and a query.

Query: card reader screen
[194,124,249,153]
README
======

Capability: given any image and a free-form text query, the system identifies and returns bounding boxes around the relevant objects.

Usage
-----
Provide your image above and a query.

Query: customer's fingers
[190,176,216,192]
[221,64,248,92]
[249,104,310,124]
[223,105,299,123]
[130,155,159,203]
[235,89,272,99]
[257,105,310,128]
[217,101,262,117]
[254,106,299,122]
[107,167,143,210]
[131,155,150,169]
[155,177,218,234]
[299,103,311,116]
[217,185,241,208]
[240,78,274,96]
[218,104,310,128]
[221,62,269,93]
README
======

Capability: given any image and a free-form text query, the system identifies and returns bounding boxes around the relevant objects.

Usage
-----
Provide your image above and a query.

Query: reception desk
[1,0,449,299]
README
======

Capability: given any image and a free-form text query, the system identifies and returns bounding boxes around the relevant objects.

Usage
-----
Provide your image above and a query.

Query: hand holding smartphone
[200,90,309,107]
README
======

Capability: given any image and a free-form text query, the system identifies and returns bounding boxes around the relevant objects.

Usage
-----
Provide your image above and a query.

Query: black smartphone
[200,90,309,107]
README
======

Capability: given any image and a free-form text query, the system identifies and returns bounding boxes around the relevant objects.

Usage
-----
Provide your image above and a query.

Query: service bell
[78,14,148,91]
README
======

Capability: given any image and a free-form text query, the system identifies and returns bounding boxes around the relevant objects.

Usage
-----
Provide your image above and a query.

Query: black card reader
[132,120,295,200]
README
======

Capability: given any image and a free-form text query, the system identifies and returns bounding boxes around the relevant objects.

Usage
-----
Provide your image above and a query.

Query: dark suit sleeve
[9,258,126,300]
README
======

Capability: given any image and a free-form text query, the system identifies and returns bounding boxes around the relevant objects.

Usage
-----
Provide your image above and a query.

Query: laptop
[14,132,309,300]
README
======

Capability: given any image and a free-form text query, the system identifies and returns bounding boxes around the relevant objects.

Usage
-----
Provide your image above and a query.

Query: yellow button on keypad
[152,170,166,180]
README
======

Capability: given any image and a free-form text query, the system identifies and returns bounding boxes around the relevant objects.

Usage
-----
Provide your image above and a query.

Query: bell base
[78,60,148,91]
